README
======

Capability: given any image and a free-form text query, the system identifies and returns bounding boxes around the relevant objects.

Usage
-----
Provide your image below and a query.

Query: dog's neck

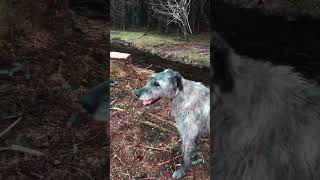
[170,78,185,102]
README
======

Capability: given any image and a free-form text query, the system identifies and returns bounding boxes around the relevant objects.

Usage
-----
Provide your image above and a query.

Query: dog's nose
[135,89,142,97]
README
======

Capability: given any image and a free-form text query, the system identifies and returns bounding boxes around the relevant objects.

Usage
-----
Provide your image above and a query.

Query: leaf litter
[0,14,108,179]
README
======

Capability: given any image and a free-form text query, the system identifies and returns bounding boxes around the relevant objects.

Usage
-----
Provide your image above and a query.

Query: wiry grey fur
[211,32,320,180]
[136,69,210,179]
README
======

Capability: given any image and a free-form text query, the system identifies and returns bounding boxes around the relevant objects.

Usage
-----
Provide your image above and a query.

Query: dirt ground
[110,57,209,179]
[157,43,209,56]
[111,37,209,67]
[154,43,209,65]
[0,14,108,179]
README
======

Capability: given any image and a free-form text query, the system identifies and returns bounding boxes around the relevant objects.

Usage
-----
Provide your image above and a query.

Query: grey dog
[211,32,320,180]
[136,69,210,179]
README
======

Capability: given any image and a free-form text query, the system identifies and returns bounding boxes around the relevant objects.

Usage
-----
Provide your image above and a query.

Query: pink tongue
[143,99,153,105]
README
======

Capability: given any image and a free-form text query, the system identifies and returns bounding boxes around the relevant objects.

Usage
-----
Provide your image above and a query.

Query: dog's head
[136,69,183,105]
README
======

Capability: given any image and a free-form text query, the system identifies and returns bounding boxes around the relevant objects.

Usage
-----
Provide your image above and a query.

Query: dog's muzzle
[135,89,160,105]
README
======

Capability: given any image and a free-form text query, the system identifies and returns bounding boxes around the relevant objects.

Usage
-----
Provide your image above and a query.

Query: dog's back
[211,32,320,180]
[172,78,210,136]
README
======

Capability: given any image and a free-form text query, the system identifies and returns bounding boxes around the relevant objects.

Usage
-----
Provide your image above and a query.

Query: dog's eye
[154,81,160,87]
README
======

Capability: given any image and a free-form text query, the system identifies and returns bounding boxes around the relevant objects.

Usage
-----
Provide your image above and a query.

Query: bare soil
[160,43,209,54]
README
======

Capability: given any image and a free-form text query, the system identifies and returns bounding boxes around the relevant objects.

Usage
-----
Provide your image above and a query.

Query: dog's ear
[211,32,234,93]
[171,72,183,91]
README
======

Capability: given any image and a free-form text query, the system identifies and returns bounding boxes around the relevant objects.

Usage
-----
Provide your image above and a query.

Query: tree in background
[110,0,126,30]
[110,0,209,35]
[149,0,192,39]
[0,0,46,42]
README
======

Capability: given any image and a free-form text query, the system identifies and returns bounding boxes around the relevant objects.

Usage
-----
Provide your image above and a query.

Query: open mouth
[142,97,161,106]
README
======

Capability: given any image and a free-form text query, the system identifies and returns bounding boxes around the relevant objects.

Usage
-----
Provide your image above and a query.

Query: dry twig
[0,117,23,138]
[139,144,172,153]
[0,144,46,156]
[76,130,104,146]
[110,107,125,111]
[0,113,24,121]
[157,155,182,166]
[147,112,175,127]
[110,98,118,105]
[140,121,173,133]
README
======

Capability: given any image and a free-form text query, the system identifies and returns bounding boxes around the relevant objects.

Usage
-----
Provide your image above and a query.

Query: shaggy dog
[136,69,210,179]
[211,32,320,180]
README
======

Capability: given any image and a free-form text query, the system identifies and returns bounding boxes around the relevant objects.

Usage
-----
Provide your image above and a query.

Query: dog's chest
[175,116,193,134]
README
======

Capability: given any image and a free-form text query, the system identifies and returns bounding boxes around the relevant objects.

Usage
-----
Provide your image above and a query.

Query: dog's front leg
[173,135,197,179]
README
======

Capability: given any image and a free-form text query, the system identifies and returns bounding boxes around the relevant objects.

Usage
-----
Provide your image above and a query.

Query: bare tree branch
[149,0,193,38]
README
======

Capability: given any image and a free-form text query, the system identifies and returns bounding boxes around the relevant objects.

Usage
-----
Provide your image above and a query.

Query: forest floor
[0,14,108,179]
[111,30,210,66]
[110,56,209,179]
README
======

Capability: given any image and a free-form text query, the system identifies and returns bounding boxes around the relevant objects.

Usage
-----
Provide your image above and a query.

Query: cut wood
[110,52,131,61]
